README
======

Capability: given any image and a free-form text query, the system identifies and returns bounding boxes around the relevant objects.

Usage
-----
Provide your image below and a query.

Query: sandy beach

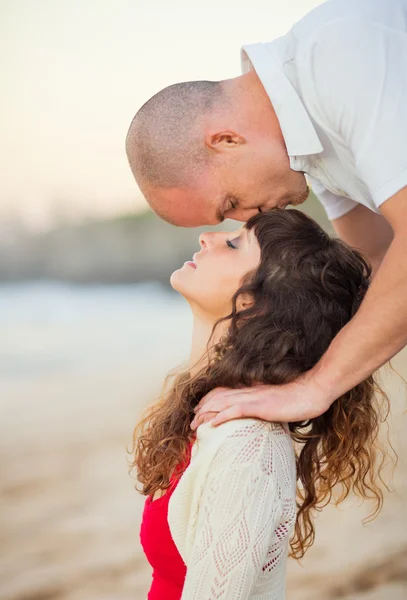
[1,283,406,600]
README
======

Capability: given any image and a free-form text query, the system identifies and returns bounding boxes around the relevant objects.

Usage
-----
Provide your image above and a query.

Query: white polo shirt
[241,0,407,221]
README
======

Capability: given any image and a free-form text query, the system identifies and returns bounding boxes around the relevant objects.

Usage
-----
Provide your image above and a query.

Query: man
[126,0,407,428]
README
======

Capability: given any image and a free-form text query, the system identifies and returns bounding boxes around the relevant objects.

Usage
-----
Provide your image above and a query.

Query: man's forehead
[145,185,220,227]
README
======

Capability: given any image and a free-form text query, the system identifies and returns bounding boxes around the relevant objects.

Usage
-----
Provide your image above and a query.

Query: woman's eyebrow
[243,228,252,244]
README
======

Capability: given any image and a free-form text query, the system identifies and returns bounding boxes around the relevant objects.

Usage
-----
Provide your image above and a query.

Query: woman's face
[170,226,261,318]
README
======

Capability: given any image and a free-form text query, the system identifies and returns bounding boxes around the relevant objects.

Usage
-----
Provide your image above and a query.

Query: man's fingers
[190,410,218,431]
[195,384,270,414]
[210,404,250,427]
[194,394,230,417]
[196,390,253,416]
[194,387,231,413]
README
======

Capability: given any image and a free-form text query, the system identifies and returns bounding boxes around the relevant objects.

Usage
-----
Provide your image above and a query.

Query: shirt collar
[241,42,323,158]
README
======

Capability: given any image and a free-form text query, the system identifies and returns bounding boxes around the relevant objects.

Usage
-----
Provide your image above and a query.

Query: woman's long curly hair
[131,208,391,559]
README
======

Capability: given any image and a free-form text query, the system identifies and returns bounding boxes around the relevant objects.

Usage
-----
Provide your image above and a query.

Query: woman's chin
[170,268,189,296]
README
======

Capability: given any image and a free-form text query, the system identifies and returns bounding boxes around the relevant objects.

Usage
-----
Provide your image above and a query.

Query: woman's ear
[236,292,254,311]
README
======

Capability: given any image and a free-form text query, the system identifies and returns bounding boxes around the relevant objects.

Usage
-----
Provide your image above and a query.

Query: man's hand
[190,375,331,430]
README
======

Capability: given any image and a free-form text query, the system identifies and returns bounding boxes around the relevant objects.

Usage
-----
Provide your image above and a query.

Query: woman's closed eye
[226,238,238,250]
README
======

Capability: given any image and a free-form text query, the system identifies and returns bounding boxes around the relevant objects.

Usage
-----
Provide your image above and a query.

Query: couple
[125,0,405,597]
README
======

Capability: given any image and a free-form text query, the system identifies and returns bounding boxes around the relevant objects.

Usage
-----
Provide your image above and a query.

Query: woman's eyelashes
[226,238,239,250]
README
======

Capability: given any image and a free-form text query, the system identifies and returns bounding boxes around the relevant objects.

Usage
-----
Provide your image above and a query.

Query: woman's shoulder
[196,417,292,447]
[194,418,295,475]
[196,416,288,441]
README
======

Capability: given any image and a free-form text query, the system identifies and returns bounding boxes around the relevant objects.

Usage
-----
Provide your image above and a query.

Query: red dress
[140,447,192,599]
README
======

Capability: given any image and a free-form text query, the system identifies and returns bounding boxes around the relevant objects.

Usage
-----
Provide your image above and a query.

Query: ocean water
[0,281,193,379]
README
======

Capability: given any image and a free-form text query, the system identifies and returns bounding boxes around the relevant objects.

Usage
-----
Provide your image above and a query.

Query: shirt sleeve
[180,439,283,600]
[306,174,358,221]
[305,17,407,209]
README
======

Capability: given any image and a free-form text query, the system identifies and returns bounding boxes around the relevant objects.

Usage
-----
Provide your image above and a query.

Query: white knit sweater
[168,418,297,599]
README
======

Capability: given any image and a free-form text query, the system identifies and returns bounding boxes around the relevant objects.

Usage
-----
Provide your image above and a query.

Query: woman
[132,209,388,600]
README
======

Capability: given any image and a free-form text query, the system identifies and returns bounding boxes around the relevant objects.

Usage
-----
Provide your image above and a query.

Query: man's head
[126,73,309,226]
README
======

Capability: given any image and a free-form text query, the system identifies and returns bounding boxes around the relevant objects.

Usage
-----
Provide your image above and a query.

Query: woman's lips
[184,252,199,269]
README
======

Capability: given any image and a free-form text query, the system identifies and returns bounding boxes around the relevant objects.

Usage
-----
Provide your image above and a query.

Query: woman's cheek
[200,266,219,296]
[199,256,238,298]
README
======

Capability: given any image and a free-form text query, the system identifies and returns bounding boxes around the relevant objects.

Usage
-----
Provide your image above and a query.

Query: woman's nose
[199,231,213,248]
[199,230,230,250]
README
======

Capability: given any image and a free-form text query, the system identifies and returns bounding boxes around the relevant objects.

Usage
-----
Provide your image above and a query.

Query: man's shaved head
[126,80,225,191]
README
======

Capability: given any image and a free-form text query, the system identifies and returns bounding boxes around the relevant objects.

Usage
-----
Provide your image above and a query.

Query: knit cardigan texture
[168,418,297,599]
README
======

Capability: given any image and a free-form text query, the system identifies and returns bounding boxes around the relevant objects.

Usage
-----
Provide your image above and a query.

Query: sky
[1,0,323,228]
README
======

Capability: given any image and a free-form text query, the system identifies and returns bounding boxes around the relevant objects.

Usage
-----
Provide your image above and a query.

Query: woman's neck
[189,314,222,375]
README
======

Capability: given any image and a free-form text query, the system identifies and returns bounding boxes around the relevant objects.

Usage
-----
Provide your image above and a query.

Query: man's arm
[191,187,406,428]
[311,187,407,403]
[332,204,394,277]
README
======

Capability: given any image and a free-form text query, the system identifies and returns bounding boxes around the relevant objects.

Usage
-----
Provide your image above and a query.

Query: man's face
[141,144,309,227]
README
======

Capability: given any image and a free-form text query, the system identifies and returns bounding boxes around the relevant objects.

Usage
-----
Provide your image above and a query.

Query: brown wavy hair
[131,208,391,559]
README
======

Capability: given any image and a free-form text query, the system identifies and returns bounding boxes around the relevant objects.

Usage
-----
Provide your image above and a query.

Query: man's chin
[293,180,311,206]
[283,186,310,208]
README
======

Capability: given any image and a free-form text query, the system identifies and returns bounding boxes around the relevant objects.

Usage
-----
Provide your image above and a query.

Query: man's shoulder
[290,0,402,45]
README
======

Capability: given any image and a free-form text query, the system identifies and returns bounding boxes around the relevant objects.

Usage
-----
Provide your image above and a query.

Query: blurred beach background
[1,1,406,599]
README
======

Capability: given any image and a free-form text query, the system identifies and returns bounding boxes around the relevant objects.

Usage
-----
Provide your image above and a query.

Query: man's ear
[205,131,246,152]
